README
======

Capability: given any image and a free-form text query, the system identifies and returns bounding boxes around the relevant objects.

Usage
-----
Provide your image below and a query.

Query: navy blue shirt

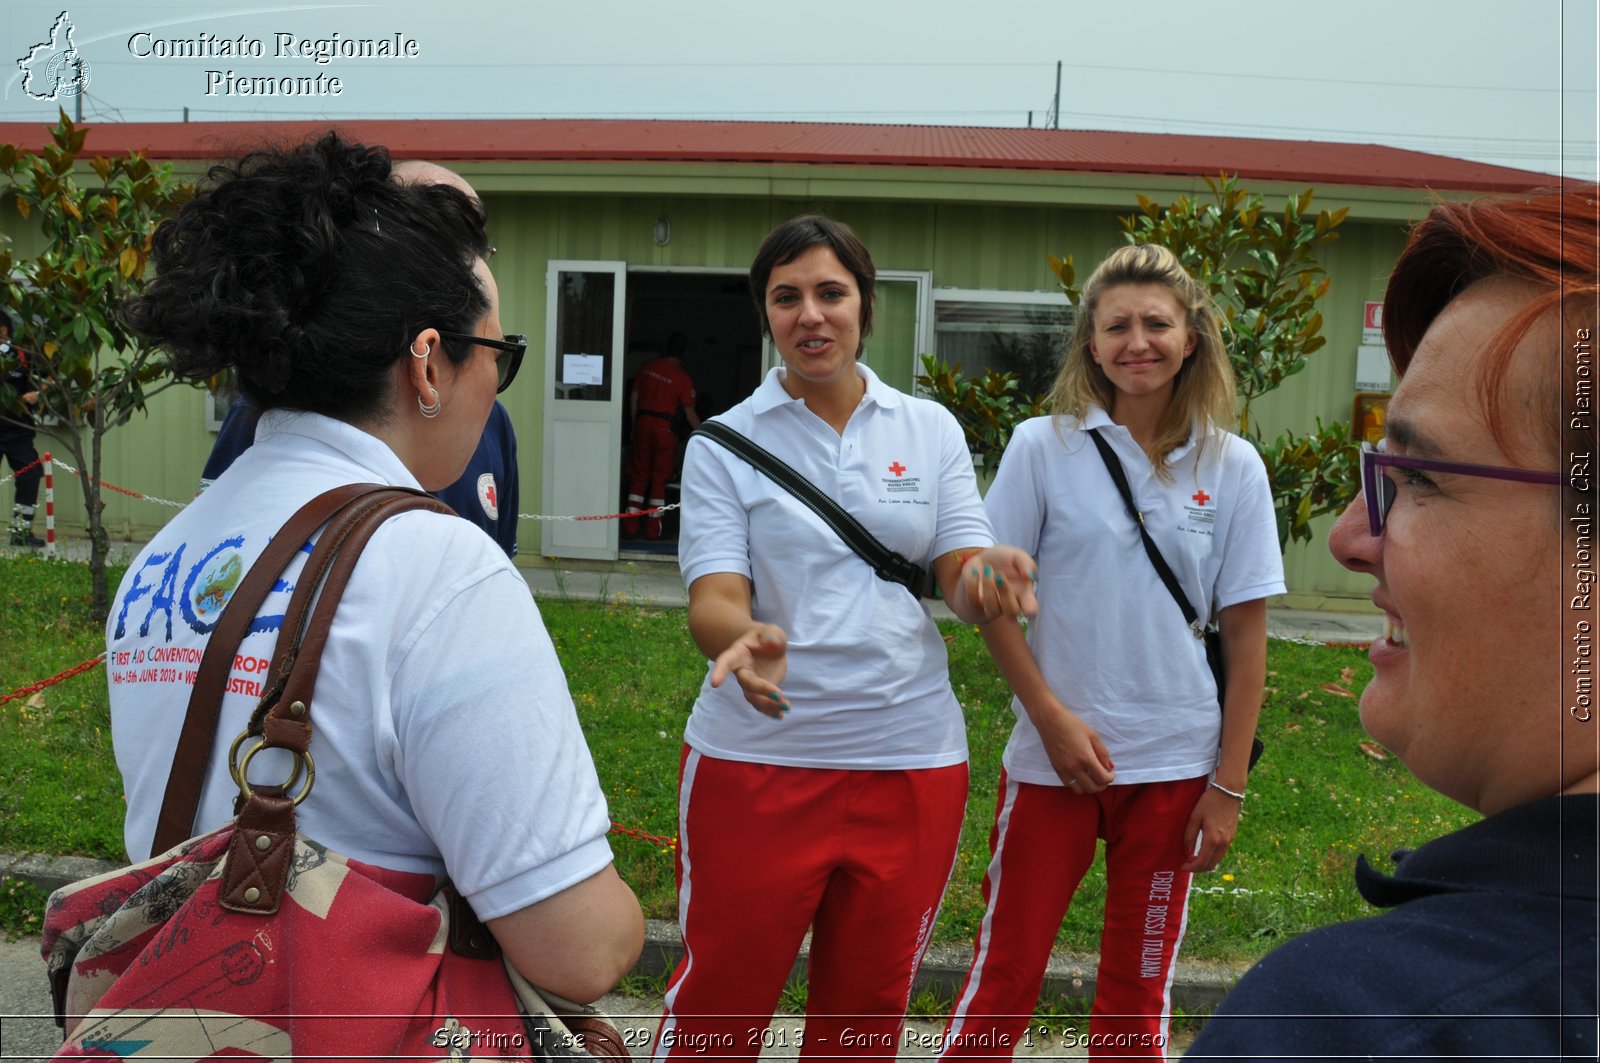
[1188,794,1599,1060]
[200,397,520,559]
[1,342,38,438]
[431,401,519,559]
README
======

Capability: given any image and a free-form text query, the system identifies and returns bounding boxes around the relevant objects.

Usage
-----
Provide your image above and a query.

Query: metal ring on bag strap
[227,727,305,791]
[233,739,316,806]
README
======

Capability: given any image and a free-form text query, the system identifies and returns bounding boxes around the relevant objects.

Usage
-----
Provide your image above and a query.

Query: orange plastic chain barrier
[0,455,42,485]
[0,654,107,707]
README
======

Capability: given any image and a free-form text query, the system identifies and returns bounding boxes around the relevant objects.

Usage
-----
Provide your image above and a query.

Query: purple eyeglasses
[1360,440,1568,536]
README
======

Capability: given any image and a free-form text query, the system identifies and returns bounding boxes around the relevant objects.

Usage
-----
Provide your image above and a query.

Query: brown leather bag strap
[246,489,426,731]
[217,489,453,916]
[251,490,451,755]
[273,492,452,730]
[150,482,398,856]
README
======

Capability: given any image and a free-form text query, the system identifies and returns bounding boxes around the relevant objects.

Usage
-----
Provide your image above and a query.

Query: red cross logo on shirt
[486,483,497,508]
[888,461,907,476]
[1192,489,1211,507]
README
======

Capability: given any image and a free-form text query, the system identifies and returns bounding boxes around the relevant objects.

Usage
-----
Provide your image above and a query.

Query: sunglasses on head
[437,331,527,394]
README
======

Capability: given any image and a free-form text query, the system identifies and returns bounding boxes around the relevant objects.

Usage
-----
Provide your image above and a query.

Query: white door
[541,261,626,560]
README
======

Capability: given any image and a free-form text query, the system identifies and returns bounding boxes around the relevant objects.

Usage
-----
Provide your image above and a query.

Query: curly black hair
[121,132,491,421]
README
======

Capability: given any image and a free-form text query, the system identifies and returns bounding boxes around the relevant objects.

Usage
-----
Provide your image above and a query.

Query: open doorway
[619,270,765,556]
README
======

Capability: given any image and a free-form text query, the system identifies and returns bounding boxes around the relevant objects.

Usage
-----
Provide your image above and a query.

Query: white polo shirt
[679,364,995,770]
[985,408,1285,785]
[108,410,615,921]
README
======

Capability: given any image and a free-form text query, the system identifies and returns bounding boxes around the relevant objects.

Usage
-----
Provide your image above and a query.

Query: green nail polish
[769,693,782,702]
[995,574,1005,587]
[984,566,992,577]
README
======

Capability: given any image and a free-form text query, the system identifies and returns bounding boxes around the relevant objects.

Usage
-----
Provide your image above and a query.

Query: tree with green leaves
[1050,175,1360,548]
[0,113,193,616]
[916,354,1051,472]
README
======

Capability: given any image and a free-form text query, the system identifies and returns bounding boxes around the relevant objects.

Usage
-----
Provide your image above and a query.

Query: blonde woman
[940,244,1284,1059]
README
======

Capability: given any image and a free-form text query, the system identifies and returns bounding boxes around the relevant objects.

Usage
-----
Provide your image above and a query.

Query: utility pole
[1052,61,1061,130]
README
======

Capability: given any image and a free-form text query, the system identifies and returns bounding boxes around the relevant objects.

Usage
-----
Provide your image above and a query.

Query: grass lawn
[0,555,1476,961]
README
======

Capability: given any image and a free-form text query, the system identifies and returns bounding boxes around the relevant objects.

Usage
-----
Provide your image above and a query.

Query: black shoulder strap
[692,420,933,598]
[1086,427,1204,633]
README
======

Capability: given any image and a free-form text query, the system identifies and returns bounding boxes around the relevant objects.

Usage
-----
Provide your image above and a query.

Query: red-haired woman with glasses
[1190,186,1598,1058]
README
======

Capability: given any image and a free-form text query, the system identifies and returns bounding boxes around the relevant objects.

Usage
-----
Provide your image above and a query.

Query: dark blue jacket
[200,397,520,559]
[0,341,38,439]
[1188,794,1598,1060]
[431,401,519,559]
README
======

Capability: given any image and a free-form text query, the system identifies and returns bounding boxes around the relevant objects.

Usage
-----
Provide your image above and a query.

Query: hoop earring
[418,387,441,419]
[411,342,431,359]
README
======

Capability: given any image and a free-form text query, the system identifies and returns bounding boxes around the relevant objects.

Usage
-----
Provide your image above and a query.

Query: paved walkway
[522,553,1384,645]
[0,927,1200,1060]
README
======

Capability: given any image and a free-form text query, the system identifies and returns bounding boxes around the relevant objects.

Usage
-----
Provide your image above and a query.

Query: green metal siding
[1244,219,1417,603]
[12,385,212,544]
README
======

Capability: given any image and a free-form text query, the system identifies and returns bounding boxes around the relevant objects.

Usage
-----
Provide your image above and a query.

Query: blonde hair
[1049,244,1237,478]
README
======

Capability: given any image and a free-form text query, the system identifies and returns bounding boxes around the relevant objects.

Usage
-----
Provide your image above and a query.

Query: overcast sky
[2,0,1596,180]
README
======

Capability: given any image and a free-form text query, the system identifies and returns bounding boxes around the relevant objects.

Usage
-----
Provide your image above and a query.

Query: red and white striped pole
[42,452,55,559]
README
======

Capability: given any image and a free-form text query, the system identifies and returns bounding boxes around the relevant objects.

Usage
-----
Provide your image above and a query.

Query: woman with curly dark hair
[106,134,642,1004]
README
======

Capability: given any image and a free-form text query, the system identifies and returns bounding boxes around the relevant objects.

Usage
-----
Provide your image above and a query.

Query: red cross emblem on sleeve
[889,461,907,476]
[1192,489,1211,506]
[476,473,500,520]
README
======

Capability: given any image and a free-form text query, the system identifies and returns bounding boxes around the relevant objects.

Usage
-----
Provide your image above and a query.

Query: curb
[3,850,1247,1014]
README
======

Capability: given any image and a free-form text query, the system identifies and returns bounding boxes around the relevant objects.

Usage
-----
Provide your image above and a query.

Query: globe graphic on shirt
[192,552,244,620]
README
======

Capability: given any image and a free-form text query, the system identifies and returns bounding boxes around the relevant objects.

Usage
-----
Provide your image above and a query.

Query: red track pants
[627,416,680,512]
[653,747,968,1063]
[940,772,1206,1062]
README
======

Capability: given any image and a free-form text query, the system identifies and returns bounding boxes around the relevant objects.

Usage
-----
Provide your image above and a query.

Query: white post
[42,451,54,559]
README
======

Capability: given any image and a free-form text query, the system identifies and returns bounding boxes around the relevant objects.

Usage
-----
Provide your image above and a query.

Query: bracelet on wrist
[1208,780,1246,801]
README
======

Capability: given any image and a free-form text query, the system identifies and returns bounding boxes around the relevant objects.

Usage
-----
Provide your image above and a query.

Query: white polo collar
[1071,404,1204,463]
[750,362,903,416]
[253,408,424,489]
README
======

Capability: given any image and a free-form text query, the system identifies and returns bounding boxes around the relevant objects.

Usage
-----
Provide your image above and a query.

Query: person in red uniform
[623,333,700,539]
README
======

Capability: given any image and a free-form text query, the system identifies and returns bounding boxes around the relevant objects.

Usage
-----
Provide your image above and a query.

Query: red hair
[1383,184,1600,455]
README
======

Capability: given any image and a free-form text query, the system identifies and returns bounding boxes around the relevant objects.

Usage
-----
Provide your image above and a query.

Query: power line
[75,56,1589,96]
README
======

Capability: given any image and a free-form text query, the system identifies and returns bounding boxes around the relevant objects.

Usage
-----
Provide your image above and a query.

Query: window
[932,289,1072,399]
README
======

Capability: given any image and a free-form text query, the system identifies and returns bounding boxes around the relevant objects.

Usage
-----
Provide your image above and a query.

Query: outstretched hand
[709,623,790,719]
